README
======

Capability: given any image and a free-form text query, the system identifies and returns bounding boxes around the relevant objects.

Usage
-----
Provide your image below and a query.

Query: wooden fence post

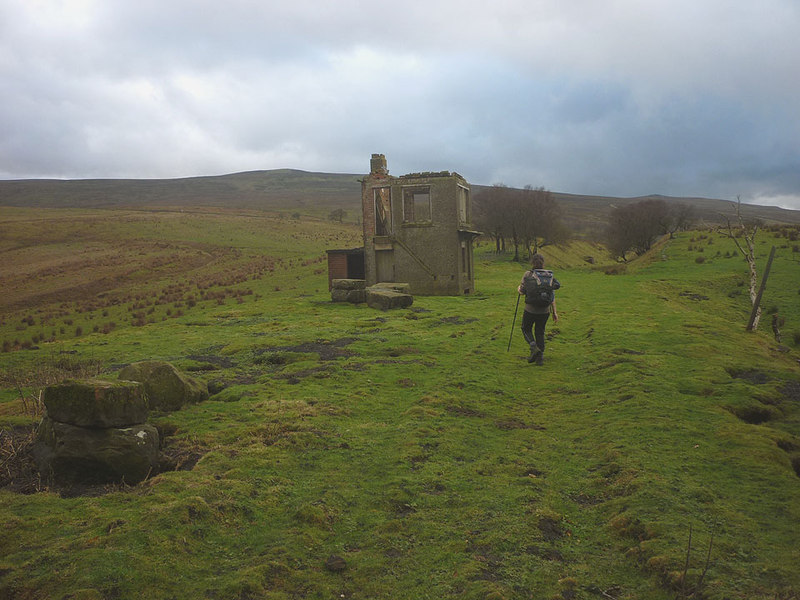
[746,245,776,332]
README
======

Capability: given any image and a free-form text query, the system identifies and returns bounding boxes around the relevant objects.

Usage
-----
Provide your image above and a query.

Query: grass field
[1,206,799,600]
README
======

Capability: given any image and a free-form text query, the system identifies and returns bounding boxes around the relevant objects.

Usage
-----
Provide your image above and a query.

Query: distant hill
[2,169,799,228]
[0,169,363,214]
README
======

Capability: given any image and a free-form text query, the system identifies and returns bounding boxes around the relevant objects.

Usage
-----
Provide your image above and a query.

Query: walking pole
[507,293,521,352]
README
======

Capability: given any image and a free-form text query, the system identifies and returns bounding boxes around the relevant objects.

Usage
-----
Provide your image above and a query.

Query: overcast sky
[2,0,799,208]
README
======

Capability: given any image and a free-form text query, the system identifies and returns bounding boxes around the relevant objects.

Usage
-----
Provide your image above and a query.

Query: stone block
[331,278,366,291]
[370,282,411,294]
[43,379,148,428]
[332,288,366,303]
[366,288,414,310]
[34,417,160,484]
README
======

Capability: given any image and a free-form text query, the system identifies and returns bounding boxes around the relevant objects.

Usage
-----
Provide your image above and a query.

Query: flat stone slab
[370,282,411,294]
[331,278,366,290]
[43,379,148,428]
[366,288,413,310]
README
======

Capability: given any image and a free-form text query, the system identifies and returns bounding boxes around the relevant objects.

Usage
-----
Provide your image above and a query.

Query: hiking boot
[535,353,544,366]
[528,342,540,363]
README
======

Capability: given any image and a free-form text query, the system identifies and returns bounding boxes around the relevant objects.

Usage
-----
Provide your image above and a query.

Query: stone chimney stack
[370,153,388,176]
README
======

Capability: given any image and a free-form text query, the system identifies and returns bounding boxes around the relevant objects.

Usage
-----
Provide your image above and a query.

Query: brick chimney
[370,153,388,176]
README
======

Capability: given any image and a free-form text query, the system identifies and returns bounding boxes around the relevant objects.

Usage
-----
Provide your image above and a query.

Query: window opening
[403,187,431,223]
[374,187,391,235]
[458,185,470,223]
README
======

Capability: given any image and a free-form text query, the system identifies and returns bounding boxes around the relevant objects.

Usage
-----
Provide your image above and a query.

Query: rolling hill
[2,169,800,229]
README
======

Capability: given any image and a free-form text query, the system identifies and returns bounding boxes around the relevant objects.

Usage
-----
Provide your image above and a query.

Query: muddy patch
[445,404,486,418]
[727,404,775,424]
[438,316,478,325]
[255,337,358,361]
[185,354,236,369]
[781,381,800,403]
[726,367,770,384]
[537,515,564,541]
[495,419,545,431]
[679,291,709,301]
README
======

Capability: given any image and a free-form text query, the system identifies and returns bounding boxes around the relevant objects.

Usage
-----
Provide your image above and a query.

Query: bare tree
[665,202,696,238]
[474,185,566,261]
[520,186,566,257]
[473,185,509,254]
[606,199,669,261]
[719,197,763,329]
[328,208,347,223]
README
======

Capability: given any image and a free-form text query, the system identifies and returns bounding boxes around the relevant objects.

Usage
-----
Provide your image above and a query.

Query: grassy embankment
[1,206,799,600]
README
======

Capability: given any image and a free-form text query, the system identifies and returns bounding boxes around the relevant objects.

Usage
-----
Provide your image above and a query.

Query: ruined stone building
[328,154,480,295]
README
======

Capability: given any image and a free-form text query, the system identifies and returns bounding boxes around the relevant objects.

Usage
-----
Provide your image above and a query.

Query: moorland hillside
[3,169,800,232]
[1,204,799,599]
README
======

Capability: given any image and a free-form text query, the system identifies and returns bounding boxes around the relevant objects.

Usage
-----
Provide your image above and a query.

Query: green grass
[1,210,799,600]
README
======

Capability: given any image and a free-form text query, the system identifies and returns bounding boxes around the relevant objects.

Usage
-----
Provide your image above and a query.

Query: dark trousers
[521,311,549,352]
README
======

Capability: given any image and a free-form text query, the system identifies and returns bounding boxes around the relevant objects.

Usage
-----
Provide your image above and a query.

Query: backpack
[523,269,559,308]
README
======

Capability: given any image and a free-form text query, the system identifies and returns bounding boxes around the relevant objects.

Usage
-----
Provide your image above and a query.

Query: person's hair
[530,253,545,269]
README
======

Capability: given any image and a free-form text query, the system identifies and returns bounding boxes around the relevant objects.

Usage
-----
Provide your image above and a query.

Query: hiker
[518,253,560,365]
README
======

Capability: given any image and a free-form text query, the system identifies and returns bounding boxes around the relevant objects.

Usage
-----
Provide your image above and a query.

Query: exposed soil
[782,381,800,403]
[728,404,774,424]
[438,316,478,325]
[679,291,710,301]
[537,515,564,541]
[495,419,545,431]
[445,405,486,418]
[254,337,358,361]
[186,354,236,369]
[726,367,770,384]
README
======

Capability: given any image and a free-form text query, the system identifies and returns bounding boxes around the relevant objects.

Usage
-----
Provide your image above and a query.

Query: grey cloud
[1,0,799,209]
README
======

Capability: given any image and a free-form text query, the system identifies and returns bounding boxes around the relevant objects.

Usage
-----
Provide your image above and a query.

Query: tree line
[473,185,568,261]
[474,185,695,262]
[605,198,695,260]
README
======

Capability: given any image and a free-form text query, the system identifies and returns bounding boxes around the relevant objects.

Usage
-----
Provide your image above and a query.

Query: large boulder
[42,379,148,428]
[34,417,159,484]
[118,361,208,412]
[366,288,414,311]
